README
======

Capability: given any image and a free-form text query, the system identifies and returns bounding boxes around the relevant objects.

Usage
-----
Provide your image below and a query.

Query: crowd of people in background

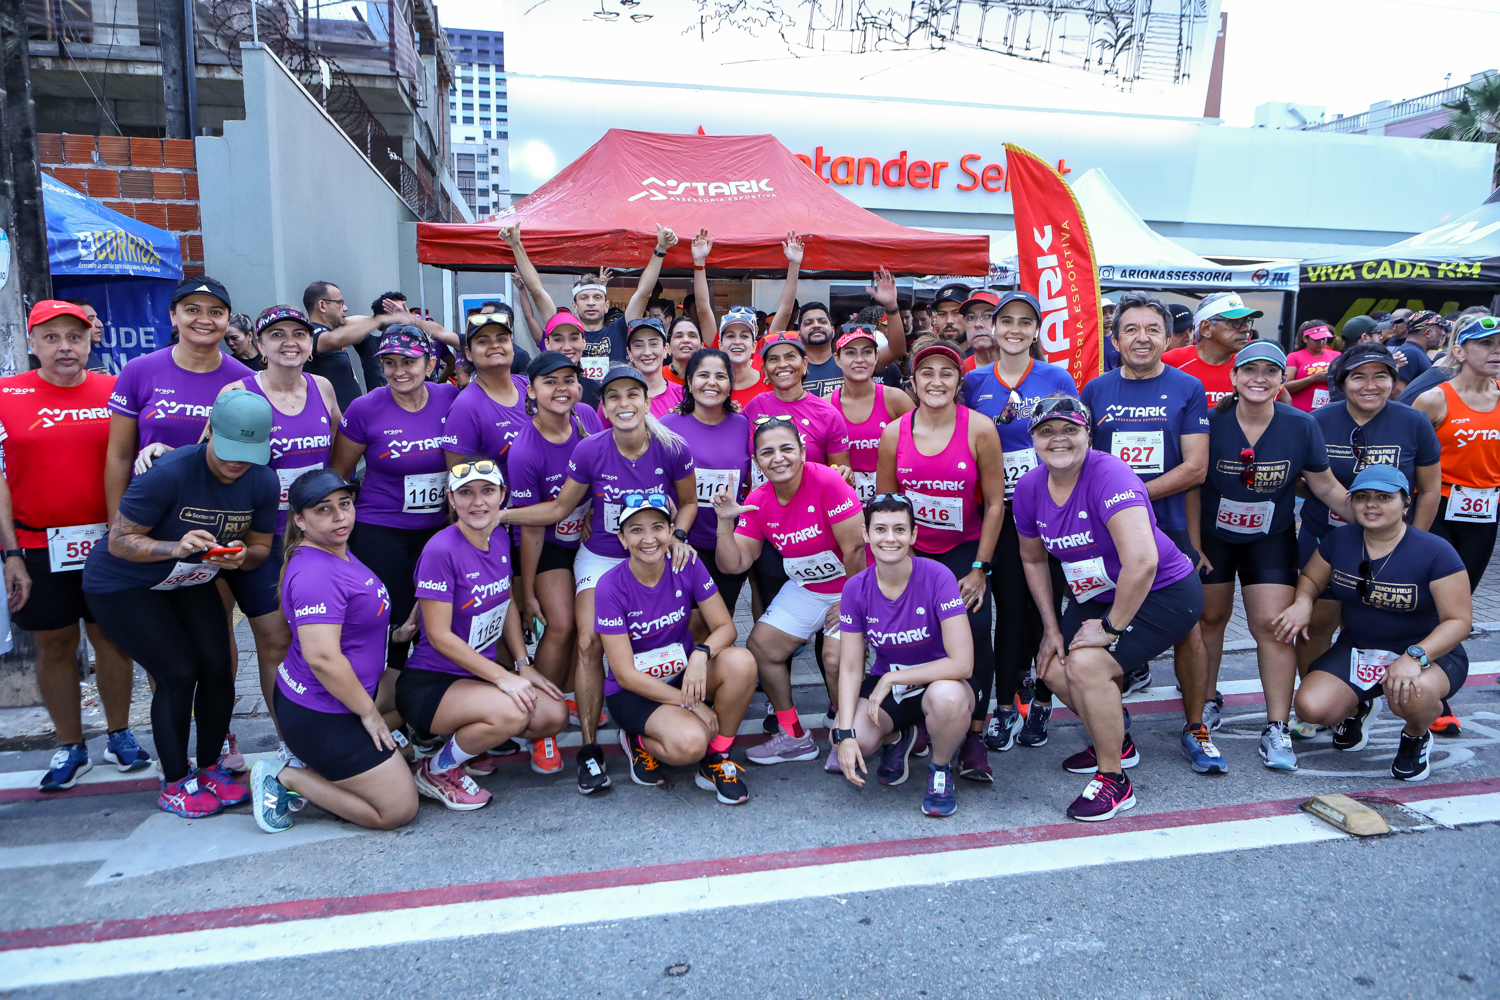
[4,222,1496,832]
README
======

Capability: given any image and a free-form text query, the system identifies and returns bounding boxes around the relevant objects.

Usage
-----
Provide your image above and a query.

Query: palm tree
[1424,73,1500,187]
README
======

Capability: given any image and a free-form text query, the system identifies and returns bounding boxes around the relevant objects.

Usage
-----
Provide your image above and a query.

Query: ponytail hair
[1214,391,1239,414]
[279,516,306,594]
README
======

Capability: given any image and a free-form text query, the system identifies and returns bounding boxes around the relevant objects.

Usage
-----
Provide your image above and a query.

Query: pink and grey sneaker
[216,732,247,773]
[159,775,225,818]
[1062,733,1140,774]
[746,727,820,765]
[1066,771,1137,822]
[414,758,492,811]
[197,765,250,806]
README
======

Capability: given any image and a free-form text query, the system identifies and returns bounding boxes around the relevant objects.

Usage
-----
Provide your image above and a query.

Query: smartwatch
[831,727,858,745]
[673,528,690,543]
[694,643,711,658]
[971,560,991,576]
[653,249,667,258]
[1101,615,1130,637]
[1406,644,1431,669]
[1,549,22,561]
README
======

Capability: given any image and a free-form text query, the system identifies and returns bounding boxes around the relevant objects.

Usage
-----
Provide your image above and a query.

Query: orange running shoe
[1430,700,1461,736]
[530,736,563,775]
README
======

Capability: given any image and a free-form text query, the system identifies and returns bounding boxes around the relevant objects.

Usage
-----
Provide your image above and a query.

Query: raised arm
[768,232,803,335]
[691,229,718,345]
[500,223,559,323]
[625,225,678,322]
[867,267,907,368]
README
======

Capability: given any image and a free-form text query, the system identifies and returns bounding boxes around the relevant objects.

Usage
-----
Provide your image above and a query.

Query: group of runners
[3,224,1492,831]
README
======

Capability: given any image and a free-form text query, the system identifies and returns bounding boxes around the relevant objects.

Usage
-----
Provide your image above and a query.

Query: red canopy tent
[416,129,989,278]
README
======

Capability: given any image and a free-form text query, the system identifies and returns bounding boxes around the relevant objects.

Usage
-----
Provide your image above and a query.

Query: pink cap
[1302,325,1333,340]
[543,311,585,340]
[912,342,965,371]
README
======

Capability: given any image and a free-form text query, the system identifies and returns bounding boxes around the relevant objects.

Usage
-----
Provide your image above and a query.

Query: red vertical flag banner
[1003,143,1104,387]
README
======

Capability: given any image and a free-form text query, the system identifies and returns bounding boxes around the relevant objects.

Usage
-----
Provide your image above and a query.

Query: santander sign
[792,146,1071,194]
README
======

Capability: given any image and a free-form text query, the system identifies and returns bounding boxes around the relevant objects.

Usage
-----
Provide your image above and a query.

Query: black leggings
[1430,495,1498,593]
[696,544,748,617]
[87,583,233,783]
[991,513,1067,705]
[348,520,443,670]
[916,539,993,723]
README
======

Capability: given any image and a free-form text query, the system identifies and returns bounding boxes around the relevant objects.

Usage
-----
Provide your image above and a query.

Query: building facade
[443,27,508,217]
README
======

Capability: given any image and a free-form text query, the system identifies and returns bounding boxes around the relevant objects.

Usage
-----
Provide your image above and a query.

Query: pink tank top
[895,406,983,553]
[832,385,891,505]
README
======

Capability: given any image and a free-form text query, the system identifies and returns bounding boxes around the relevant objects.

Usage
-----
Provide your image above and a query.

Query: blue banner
[51,275,178,375]
[42,173,182,280]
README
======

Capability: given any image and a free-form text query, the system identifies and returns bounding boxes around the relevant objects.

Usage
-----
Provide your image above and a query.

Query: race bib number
[695,468,740,506]
[890,682,927,703]
[555,502,589,543]
[785,549,843,585]
[603,501,624,535]
[1311,387,1331,409]
[1216,497,1274,535]
[1062,556,1116,603]
[276,463,321,511]
[1328,508,1346,527]
[1446,484,1498,523]
[46,522,107,573]
[581,355,609,381]
[1111,431,1164,475]
[151,560,220,591]
[750,463,767,491]
[1003,448,1037,495]
[853,471,877,505]
[467,598,510,653]
[632,644,689,682]
[403,472,447,514]
[908,490,963,532]
[1350,647,1399,691]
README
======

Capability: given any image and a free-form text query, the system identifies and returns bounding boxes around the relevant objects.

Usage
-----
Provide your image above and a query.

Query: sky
[433,0,1500,127]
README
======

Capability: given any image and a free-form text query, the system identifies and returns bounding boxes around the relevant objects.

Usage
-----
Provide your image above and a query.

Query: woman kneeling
[833,494,975,817]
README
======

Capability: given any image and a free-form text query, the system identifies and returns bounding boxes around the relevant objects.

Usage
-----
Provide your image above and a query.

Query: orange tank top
[1436,380,1500,496]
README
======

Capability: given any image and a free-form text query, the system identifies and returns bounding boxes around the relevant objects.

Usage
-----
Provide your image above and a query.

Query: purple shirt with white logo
[241,372,333,535]
[660,411,752,549]
[508,409,605,549]
[277,545,390,713]
[446,375,531,483]
[839,558,968,676]
[337,382,460,529]
[594,557,718,696]
[1011,449,1193,602]
[110,345,253,453]
[565,430,695,559]
[407,523,514,677]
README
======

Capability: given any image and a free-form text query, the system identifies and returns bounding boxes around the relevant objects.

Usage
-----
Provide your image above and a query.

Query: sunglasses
[1350,425,1366,467]
[753,414,795,427]
[995,389,1023,425]
[1213,317,1253,331]
[1239,447,1256,486]
[1356,557,1373,598]
[1459,316,1500,342]
[1029,396,1090,425]
[870,492,912,506]
[467,314,511,331]
[450,460,499,480]
[621,492,671,513]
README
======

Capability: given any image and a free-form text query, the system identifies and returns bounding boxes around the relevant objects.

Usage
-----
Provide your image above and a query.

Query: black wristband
[832,727,858,744]
[2,549,22,561]
[695,643,711,658]
[1101,614,1130,637]
[653,249,667,258]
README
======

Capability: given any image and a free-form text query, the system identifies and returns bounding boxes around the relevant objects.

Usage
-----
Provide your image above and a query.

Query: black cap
[1334,345,1400,385]
[1343,315,1392,340]
[1167,302,1193,334]
[600,365,648,391]
[933,282,972,308]
[286,468,357,512]
[527,350,582,380]
[172,276,231,311]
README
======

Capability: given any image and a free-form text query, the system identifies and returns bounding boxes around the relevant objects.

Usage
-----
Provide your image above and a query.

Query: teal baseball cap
[210,390,273,464]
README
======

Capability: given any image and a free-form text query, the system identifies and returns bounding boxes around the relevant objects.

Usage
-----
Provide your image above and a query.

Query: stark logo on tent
[628,177,776,202]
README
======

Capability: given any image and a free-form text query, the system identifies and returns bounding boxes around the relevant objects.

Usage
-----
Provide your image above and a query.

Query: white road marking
[1408,791,1500,827]
[0,840,123,871]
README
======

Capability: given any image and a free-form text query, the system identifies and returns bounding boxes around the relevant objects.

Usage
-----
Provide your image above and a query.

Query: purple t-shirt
[110,345,253,452]
[241,372,333,536]
[277,545,391,713]
[337,382,460,529]
[839,558,968,676]
[1011,449,1194,604]
[565,430,695,559]
[740,390,851,466]
[660,410,752,549]
[446,375,531,483]
[595,557,718,696]
[407,523,514,677]
[508,409,604,549]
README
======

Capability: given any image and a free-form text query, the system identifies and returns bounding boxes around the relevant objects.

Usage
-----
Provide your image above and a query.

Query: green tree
[1425,73,1500,187]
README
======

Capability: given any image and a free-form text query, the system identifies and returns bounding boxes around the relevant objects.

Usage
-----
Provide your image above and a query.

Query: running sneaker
[824,741,844,773]
[38,743,91,792]
[216,732,246,773]
[103,729,152,772]
[492,738,522,755]
[877,726,918,786]
[250,759,303,834]
[696,754,748,804]
[566,698,606,728]
[985,706,1023,752]
[957,732,993,783]
[1202,691,1225,732]
[1122,667,1152,696]
[823,704,836,729]
[461,750,507,776]
[746,728,819,765]
[1018,700,1052,747]
[197,765,250,806]
[1332,700,1375,752]
[158,774,224,818]
[1259,722,1298,771]
[1064,734,1140,774]
[921,762,957,818]
[1066,771,1137,822]
[911,722,931,758]
[576,743,611,794]
[762,702,779,735]
[276,742,307,769]
[621,731,664,786]
[1391,729,1433,781]
[1180,724,1228,774]
[530,736,563,775]
[414,758,492,810]
[1430,700,1461,736]
[411,733,444,761]
[1288,712,1318,740]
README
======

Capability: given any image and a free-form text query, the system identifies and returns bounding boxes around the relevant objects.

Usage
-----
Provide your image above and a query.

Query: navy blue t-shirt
[1390,339,1432,381]
[1082,365,1209,531]
[1319,525,1467,672]
[1304,400,1441,538]
[82,443,278,593]
[1203,402,1329,543]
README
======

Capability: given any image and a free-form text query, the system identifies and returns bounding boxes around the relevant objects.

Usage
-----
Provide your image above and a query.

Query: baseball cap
[1194,291,1263,327]
[448,458,504,491]
[1301,324,1333,340]
[376,324,431,358]
[1028,395,1092,431]
[616,491,673,530]
[1342,315,1391,341]
[465,311,512,342]
[912,341,965,371]
[527,350,582,380]
[543,312,585,340]
[1334,346,1399,384]
[1347,464,1409,496]
[758,331,806,358]
[933,282,972,308]
[172,276,231,311]
[1233,341,1287,370]
[1101,293,1118,307]
[600,365,648,391]
[1167,303,1193,334]
[1455,314,1500,345]
[994,290,1042,322]
[960,290,1001,315]
[286,468,358,512]
[719,307,757,335]
[626,317,665,343]
[836,324,879,351]
[26,300,91,332]
[209,390,273,464]
[254,305,313,336]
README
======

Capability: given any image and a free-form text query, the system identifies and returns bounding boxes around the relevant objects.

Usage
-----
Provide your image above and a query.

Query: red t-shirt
[0,370,115,549]
[1162,345,1235,408]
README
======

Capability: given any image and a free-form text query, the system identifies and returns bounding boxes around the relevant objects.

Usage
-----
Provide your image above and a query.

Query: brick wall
[37,134,205,278]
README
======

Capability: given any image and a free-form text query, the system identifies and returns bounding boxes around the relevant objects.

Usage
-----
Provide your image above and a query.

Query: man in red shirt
[1162,292,1289,407]
[960,290,1001,373]
[0,301,147,792]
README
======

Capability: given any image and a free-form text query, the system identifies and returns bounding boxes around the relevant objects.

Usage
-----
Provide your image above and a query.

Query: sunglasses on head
[1030,396,1089,425]
[621,492,670,512]
[870,492,912,506]
[753,414,795,427]
[450,460,499,480]
[1239,447,1256,486]
[467,314,510,330]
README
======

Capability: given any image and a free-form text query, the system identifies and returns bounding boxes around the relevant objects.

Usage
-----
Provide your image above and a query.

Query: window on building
[462,103,473,111]
[477,152,488,163]
[483,130,491,138]
[450,115,457,124]
[479,89,489,98]
[457,153,475,168]
[461,89,473,97]
[463,116,474,125]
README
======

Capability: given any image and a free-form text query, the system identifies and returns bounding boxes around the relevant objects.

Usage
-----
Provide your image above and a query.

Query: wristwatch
[1,549,22,561]
[1101,615,1130,636]
[673,528,689,542]
[971,560,991,576]
[831,727,858,744]
[653,248,667,258]
[1406,644,1431,669]
[694,643,711,658]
